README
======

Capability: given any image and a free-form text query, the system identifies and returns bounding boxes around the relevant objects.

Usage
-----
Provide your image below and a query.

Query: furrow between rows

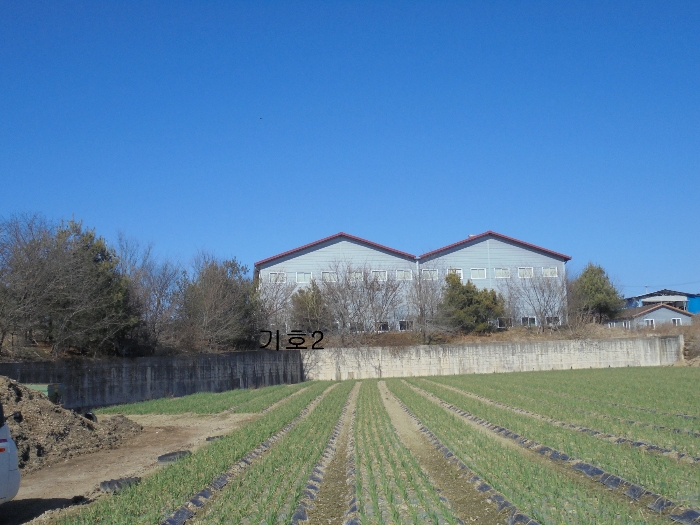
[291,382,360,524]
[406,381,700,525]
[424,378,700,465]
[378,381,529,525]
[473,380,700,439]
[159,383,338,525]
[342,398,360,525]
[534,387,700,422]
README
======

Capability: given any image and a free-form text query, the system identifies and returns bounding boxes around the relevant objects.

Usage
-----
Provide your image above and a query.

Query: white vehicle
[0,401,21,504]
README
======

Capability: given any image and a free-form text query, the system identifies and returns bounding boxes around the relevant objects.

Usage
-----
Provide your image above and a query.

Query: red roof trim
[418,231,572,261]
[254,232,416,267]
[622,303,694,319]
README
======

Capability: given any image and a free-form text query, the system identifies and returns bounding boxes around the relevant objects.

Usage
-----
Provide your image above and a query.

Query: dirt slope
[0,376,141,474]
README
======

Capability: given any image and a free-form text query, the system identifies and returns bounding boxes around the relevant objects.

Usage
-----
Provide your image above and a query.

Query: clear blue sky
[2,1,698,295]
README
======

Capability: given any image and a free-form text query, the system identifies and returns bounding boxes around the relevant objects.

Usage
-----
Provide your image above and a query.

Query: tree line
[0,213,625,358]
[0,214,259,356]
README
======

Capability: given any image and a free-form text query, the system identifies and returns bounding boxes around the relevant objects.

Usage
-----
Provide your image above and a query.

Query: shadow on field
[0,496,85,525]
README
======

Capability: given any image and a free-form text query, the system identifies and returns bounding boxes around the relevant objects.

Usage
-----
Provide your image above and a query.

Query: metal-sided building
[254,231,571,331]
[609,304,694,329]
[624,289,700,315]
[417,231,570,291]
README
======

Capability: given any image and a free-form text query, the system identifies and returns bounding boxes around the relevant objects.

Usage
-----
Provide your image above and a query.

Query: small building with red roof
[609,304,693,329]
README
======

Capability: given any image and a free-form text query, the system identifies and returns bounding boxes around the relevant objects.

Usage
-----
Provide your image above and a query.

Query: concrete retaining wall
[0,351,302,410]
[301,335,684,381]
[0,336,682,409]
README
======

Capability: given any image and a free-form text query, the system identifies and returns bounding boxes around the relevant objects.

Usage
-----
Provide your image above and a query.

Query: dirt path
[2,412,258,525]
[378,381,508,524]
[305,383,360,525]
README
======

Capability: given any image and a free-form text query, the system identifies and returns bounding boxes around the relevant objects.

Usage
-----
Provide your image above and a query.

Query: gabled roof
[418,231,572,261]
[615,303,694,320]
[254,232,416,267]
[626,289,700,301]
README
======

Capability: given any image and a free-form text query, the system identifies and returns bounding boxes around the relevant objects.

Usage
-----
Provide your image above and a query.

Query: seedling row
[353,381,459,525]
[409,378,700,508]
[57,368,699,525]
[97,382,309,415]
[387,380,672,525]
[191,381,355,524]
[426,377,700,461]
[59,381,331,525]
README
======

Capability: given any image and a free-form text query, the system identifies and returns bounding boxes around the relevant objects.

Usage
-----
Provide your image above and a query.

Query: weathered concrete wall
[301,335,684,381]
[0,351,302,410]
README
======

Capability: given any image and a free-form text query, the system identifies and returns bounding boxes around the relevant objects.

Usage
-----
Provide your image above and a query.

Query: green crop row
[429,376,700,458]
[410,378,700,507]
[58,381,332,525]
[228,383,310,413]
[512,383,700,434]
[354,381,458,525]
[96,382,307,415]
[387,380,669,525]
[192,381,355,524]
[455,367,700,421]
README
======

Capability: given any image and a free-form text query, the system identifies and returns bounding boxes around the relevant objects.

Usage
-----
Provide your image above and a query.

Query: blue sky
[1,1,698,295]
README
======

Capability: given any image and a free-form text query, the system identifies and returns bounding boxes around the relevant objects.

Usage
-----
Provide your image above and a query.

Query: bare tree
[406,265,444,343]
[256,268,297,332]
[318,261,404,344]
[498,271,567,332]
[174,253,257,351]
[0,214,55,350]
[116,234,180,347]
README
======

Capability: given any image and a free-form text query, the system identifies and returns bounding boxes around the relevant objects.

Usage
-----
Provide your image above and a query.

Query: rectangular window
[447,268,463,281]
[644,319,655,328]
[372,270,387,281]
[396,269,412,281]
[494,268,510,279]
[497,317,513,328]
[518,267,534,279]
[545,316,560,325]
[321,271,337,282]
[622,320,631,329]
[399,320,413,331]
[269,272,286,283]
[470,268,486,280]
[542,267,558,278]
[349,321,364,332]
[376,321,389,332]
[608,322,616,328]
[296,272,312,284]
[422,269,438,281]
[672,318,682,326]
[349,271,363,282]
[521,316,536,327]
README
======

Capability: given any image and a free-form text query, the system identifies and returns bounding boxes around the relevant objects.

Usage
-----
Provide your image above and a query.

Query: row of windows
[497,316,560,328]
[269,266,558,283]
[608,318,683,329]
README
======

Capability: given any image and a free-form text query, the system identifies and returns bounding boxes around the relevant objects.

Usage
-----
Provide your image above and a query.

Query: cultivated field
[53,367,699,525]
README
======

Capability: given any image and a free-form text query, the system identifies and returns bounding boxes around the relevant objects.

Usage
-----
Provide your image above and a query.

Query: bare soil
[378,381,509,524]
[1,411,258,525]
[0,376,142,475]
[305,384,359,525]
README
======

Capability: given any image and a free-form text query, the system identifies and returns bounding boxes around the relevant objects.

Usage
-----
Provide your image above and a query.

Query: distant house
[254,231,571,331]
[625,289,700,314]
[609,304,694,329]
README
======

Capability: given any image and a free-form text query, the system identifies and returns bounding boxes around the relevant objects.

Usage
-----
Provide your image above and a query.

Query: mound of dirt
[0,376,142,474]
